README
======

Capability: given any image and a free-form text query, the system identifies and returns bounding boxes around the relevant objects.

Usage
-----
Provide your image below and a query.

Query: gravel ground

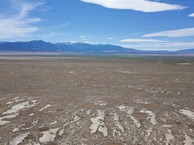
[0,55,194,145]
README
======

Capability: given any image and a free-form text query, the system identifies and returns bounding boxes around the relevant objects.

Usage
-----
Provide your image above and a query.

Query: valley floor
[0,55,194,145]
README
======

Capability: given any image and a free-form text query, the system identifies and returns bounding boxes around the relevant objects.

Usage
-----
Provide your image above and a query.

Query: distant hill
[0,40,194,55]
[65,42,140,54]
[175,48,194,54]
[0,40,139,54]
[0,40,57,52]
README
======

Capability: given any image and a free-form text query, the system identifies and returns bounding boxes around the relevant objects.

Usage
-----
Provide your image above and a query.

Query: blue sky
[0,0,194,50]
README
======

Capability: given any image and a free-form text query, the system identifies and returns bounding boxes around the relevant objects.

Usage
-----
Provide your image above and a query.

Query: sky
[0,0,194,51]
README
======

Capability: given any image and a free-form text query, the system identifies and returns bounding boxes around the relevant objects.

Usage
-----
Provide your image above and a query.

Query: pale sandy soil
[0,56,194,145]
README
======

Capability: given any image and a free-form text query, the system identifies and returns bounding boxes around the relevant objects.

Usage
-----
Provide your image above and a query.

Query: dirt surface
[0,55,194,145]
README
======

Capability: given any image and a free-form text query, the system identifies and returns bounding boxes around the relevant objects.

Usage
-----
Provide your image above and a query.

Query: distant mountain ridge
[0,40,194,55]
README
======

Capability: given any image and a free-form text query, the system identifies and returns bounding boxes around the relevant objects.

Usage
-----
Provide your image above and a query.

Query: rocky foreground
[0,56,194,145]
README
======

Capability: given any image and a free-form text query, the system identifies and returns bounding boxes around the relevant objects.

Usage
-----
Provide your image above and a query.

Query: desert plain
[0,55,194,145]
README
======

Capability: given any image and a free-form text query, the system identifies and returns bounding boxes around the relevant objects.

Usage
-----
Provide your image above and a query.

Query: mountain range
[0,40,194,55]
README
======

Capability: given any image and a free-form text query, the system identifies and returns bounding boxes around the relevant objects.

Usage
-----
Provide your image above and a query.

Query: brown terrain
[0,55,194,145]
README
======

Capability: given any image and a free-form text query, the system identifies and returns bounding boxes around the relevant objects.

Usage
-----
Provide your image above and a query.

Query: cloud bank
[143,27,194,37]
[122,42,194,51]
[81,0,185,12]
[120,38,167,43]
[0,0,43,39]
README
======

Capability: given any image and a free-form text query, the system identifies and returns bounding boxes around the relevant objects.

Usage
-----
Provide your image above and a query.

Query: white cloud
[140,42,194,47]
[107,37,114,40]
[188,13,194,17]
[79,35,91,43]
[120,38,167,43]
[0,17,41,39]
[84,40,90,43]
[122,42,194,51]
[0,0,43,39]
[164,42,194,47]
[143,27,194,37]
[80,35,91,40]
[81,0,185,12]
